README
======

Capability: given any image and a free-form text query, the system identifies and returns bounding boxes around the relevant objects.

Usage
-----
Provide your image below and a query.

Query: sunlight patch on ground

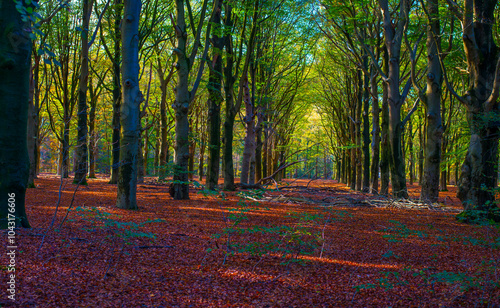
[299,255,401,269]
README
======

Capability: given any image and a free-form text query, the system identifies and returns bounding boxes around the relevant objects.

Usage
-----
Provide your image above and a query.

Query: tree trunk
[27,61,37,188]
[116,0,142,210]
[380,47,390,195]
[222,3,236,190]
[137,137,144,183]
[88,92,97,178]
[198,137,205,181]
[456,0,500,216]
[109,0,122,184]
[440,137,448,191]
[172,0,191,199]
[370,69,380,194]
[408,119,414,185]
[74,0,93,185]
[380,0,409,198]
[157,61,173,180]
[188,135,196,181]
[0,0,31,228]
[355,70,362,190]
[240,76,255,185]
[418,122,424,185]
[362,56,371,192]
[143,127,149,176]
[62,109,70,178]
[255,125,263,182]
[420,0,443,202]
[206,0,223,190]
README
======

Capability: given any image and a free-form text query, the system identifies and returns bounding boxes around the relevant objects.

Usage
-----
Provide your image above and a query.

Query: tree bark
[206,0,223,190]
[109,0,122,184]
[370,68,380,194]
[455,0,499,216]
[362,57,371,192]
[172,0,192,199]
[355,70,363,191]
[379,0,409,198]
[116,0,142,210]
[27,60,38,188]
[74,0,94,185]
[420,0,443,203]
[380,47,390,195]
[240,76,255,185]
[0,0,31,228]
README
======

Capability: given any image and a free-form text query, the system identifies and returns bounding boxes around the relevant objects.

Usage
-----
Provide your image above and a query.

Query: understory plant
[71,206,164,278]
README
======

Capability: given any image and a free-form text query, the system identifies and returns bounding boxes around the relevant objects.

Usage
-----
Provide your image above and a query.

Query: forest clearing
[3,175,498,307]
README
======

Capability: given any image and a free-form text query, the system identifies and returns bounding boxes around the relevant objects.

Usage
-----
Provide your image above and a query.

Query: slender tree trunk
[408,119,414,185]
[262,127,268,178]
[109,0,122,184]
[154,123,160,175]
[62,108,70,178]
[380,47,390,195]
[420,0,443,202]
[172,0,192,199]
[355,71,362,190]
[240,77,255,185]
[380,0,409,198]
[222,3,236,190]
[418,122,424,184]
[88,96,97,178]
[223,0,258,190]
[440,137,448,191]
[198,137,205,181]
[143,128,149,176]
[188,135,196,181]
[370,69,380,194]
[255,119,263,182]
[157,61,173,180]
[75,0,93,185]
[362,56,371,192]
[206,0,223,190]
[137,137,145,183]
[116,0,142,210]
[27,62,37,188]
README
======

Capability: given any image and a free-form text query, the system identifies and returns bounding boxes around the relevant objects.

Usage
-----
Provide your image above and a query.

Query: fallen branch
[133,245,175,249]
[255,160,305,186]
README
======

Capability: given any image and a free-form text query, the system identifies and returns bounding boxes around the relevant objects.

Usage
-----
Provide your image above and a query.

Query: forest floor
[2,174,500,307]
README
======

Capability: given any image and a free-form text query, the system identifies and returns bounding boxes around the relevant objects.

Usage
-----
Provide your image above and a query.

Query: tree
[205,0,223,190]
[74,0,95,185]
[116,0,142,210]
[0,0,32,228]
[171,0,211,199]
[104,0,123,184]
[447,0,500,218]
[410,0,443,203]
[376,0,411,198]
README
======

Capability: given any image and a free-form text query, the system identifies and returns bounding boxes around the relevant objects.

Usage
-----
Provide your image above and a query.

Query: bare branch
[88,0,111,48]
[402,98,420,128]
[444,0,463,20]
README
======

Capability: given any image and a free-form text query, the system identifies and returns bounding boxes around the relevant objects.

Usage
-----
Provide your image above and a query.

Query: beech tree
[116,0,142,210]
[171,0,211,199]
[205,0,223,190]
[0,0,32,228]
[447,0,500,219]
[74,0,94,185]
